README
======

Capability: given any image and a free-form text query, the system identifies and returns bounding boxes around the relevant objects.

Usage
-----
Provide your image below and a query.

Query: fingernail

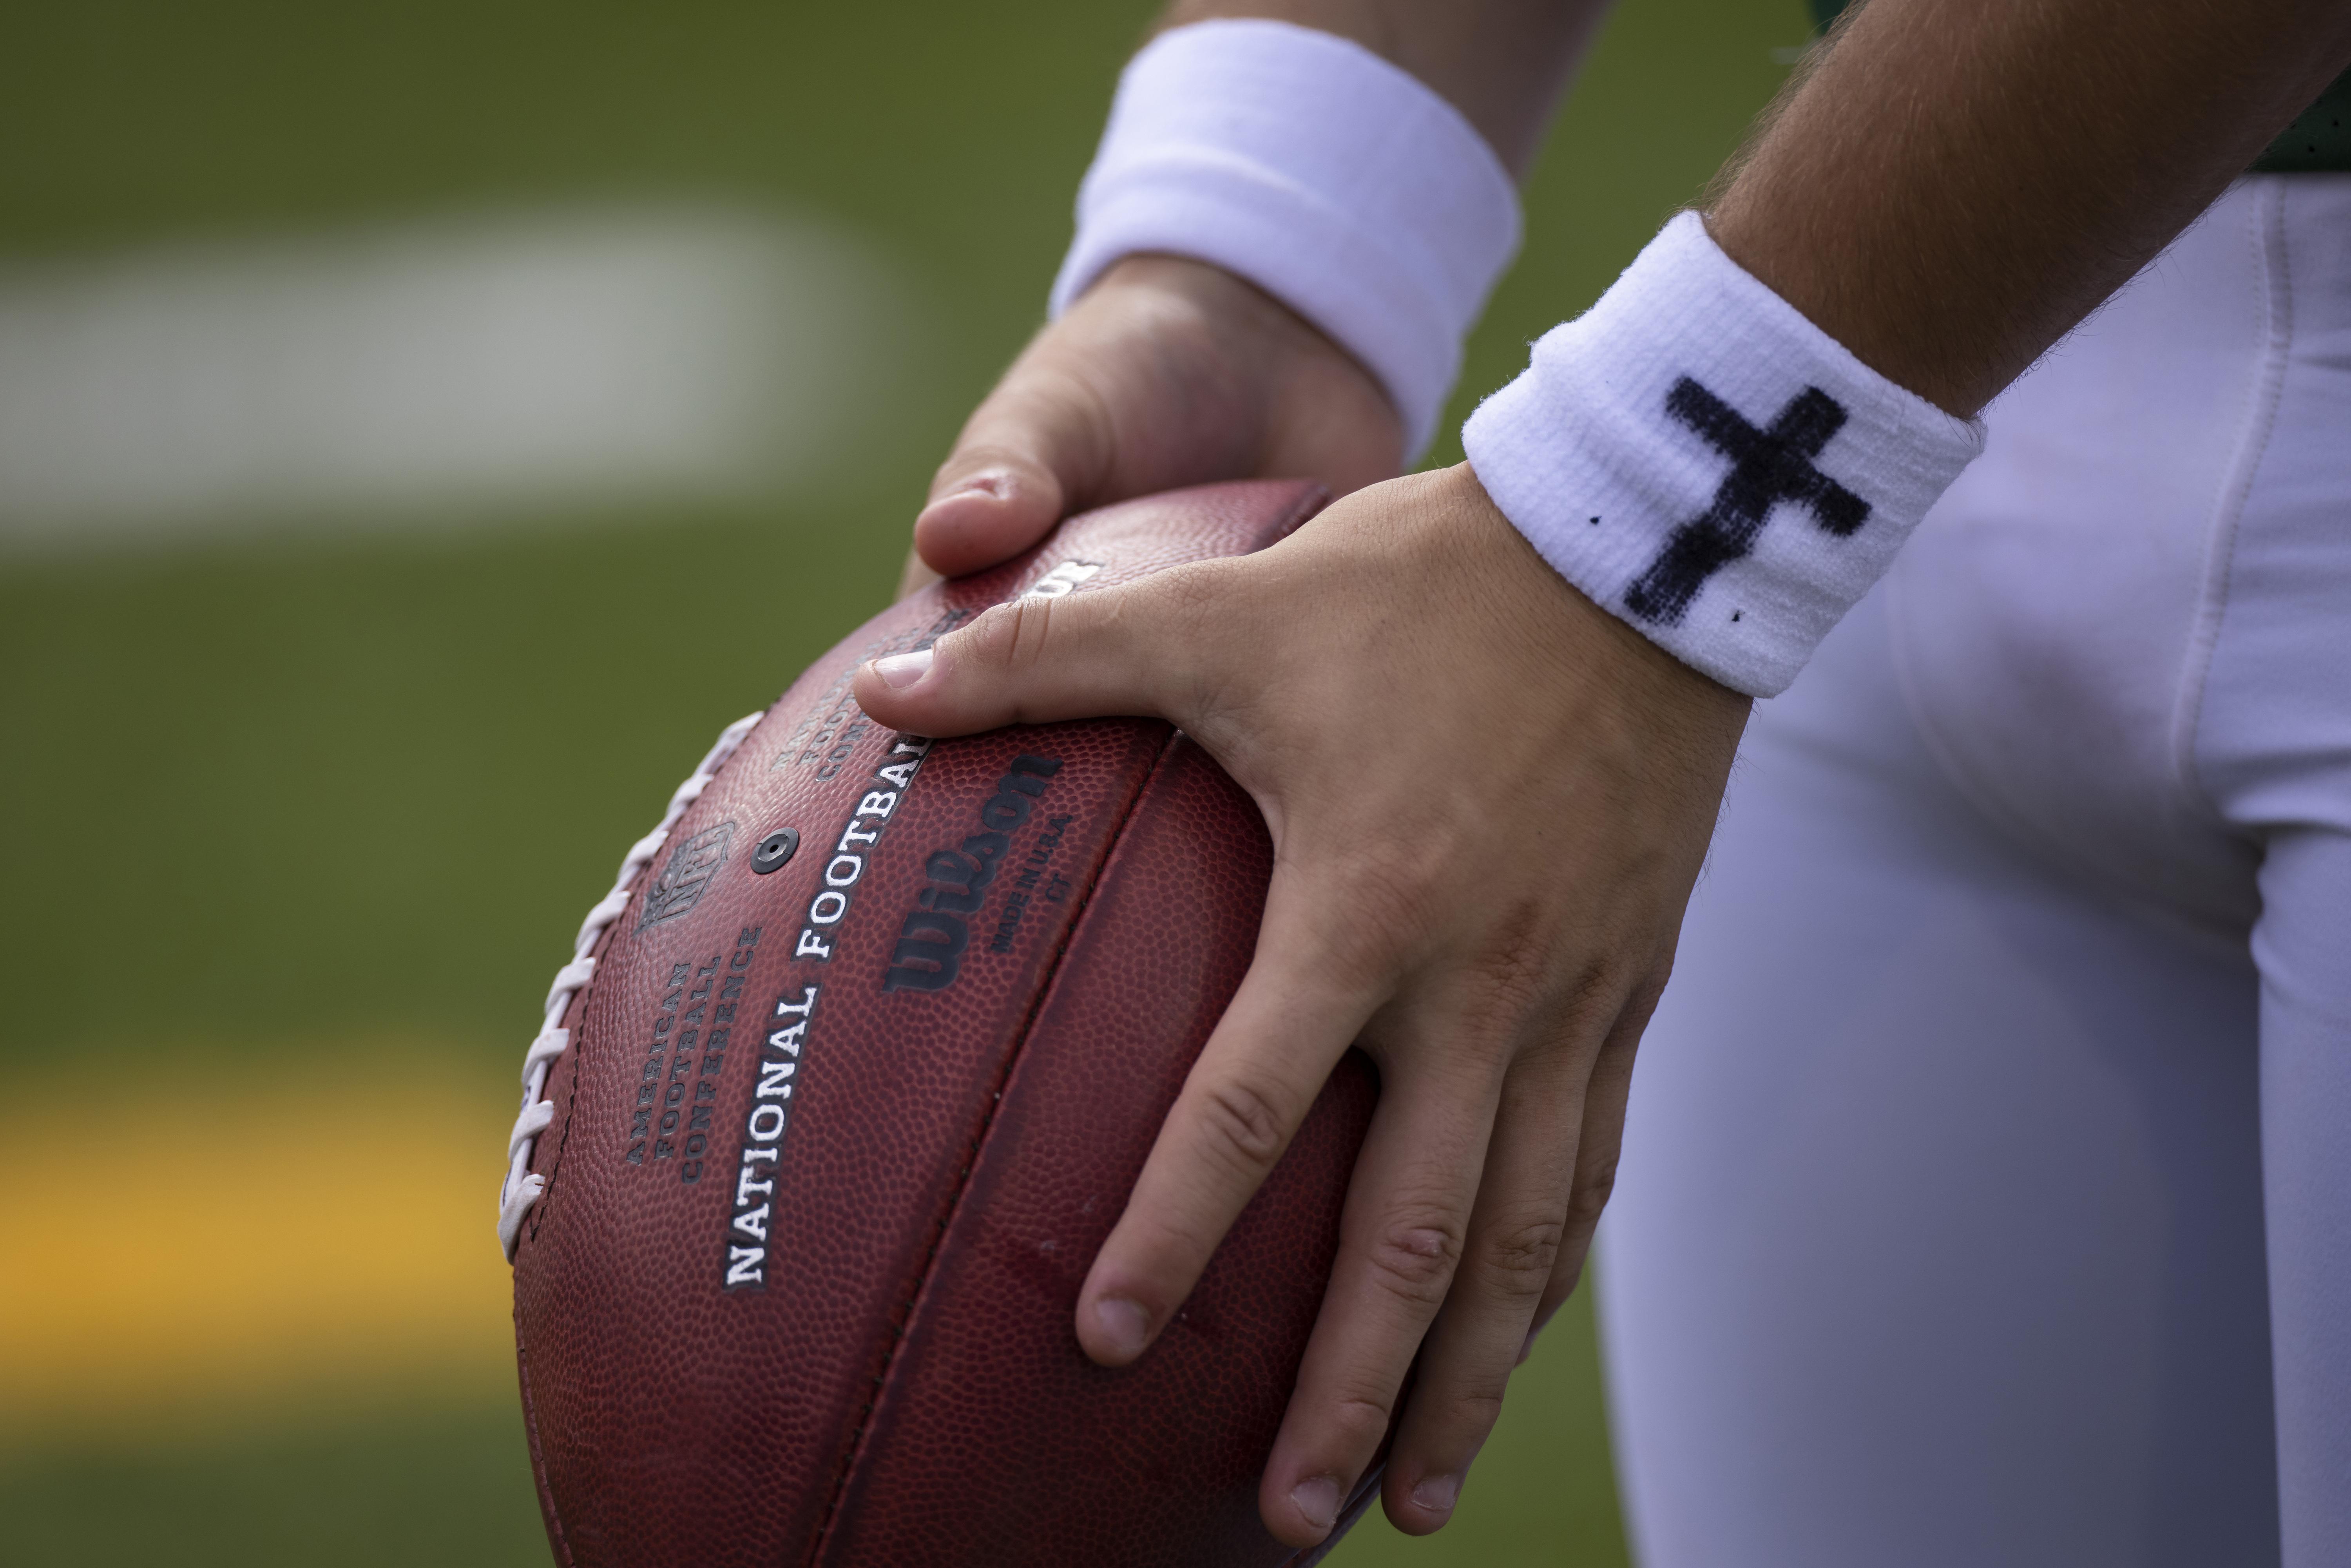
[1091,1296,1150,1360]
[940,469,1012,502]
[871,649,932,690]
[1290,1476,1341,1534]
[1411,1474,1459,1516]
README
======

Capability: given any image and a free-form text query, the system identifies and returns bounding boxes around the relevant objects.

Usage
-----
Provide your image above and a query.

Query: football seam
[801,723,1186,1568]
[516,1341,581,1568]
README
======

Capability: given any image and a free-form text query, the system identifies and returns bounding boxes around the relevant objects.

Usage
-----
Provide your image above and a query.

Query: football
[500,480,1384,1567]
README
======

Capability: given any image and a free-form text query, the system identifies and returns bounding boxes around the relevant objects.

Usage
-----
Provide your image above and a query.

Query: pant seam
[2172,177,2295,834]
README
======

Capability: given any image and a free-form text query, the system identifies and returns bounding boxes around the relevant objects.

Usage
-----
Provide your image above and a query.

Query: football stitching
[497,708,767,1260]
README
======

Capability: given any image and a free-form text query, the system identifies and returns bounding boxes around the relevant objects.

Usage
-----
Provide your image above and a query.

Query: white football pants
[1598,174,2351,1568]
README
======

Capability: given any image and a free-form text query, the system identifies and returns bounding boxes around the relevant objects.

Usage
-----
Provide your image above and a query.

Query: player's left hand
[854,461,1747,1547]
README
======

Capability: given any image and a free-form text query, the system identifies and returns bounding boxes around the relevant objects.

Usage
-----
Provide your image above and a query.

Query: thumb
[914,364,1113,579]
[853,571,1215,738]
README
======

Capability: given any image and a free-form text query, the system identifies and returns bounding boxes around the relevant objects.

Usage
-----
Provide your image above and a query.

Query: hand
[854,463,1749,1545]
[896,254,1404,598]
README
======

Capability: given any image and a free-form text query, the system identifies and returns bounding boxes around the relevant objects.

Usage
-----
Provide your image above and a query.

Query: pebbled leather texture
[511,480,1386,1567]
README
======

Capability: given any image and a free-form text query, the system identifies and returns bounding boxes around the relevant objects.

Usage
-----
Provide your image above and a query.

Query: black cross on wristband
[1624,378,1871,626]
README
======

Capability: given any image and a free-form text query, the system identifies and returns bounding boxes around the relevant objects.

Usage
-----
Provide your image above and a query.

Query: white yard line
[0,204,919,548]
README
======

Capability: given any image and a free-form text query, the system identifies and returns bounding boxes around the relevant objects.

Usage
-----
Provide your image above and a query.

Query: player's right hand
[856,460,1752,1548]
[897,254,1405,597]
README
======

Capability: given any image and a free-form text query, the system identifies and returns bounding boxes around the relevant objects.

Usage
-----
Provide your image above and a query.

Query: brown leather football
[499,480,1384,1567]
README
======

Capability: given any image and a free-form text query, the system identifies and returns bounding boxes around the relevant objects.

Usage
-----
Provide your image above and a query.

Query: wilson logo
[883,754,1062,992]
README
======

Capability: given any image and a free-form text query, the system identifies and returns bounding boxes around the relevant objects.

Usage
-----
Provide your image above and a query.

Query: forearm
[1156,0,1610,174]
[1713,0,2351,416]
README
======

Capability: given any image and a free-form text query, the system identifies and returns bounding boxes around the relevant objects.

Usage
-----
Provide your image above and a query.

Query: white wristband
[1463,213,1985,697]
[1050,19,1521,460]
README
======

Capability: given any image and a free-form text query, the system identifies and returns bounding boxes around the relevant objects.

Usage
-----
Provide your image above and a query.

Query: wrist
[1051,18,1521,460]
[1462,213,1984,699]
[1439,460,1755,722]
[1063,254,1408,490]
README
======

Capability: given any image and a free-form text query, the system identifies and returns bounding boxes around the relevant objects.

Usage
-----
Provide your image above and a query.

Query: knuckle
[1285,865,1424,987]
[959,597,1063,678]
[1297,931,1402,1009]
[1477,1211,1566,1298]
[1563,1161,1621,1235]
[1002,598,1057,673]
[1324,1389,1399,1450]
[1192,1072,1296,1178]
[951,601,1020,670]
[1363,1210,1463,1308]
[1437,1374,1509,1434]
[1461,901,1556,1018]
[1514,958,1632,1068]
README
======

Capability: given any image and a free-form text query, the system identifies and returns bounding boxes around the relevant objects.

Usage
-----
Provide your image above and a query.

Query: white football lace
[498,709,766,1260]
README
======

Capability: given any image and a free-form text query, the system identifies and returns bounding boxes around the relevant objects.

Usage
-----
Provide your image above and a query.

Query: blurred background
[0,1,1804,1561]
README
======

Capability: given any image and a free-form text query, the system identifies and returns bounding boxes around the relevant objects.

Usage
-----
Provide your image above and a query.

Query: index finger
[1075,875,1386,1365]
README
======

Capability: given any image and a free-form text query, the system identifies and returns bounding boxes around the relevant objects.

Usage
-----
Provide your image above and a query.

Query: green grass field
[0,2,1805,1561]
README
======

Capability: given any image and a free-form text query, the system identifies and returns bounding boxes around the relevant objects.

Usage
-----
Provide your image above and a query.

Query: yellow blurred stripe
[0,1050,518,1436]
